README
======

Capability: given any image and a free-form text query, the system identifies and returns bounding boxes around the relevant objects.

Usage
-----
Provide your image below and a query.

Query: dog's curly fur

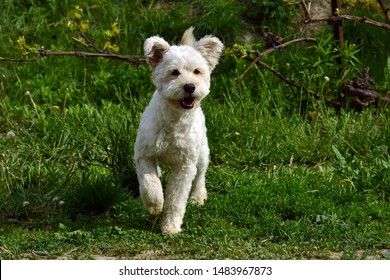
[134,27,223,234]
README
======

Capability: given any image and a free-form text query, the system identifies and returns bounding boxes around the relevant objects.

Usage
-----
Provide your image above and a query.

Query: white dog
[134,27,223,234]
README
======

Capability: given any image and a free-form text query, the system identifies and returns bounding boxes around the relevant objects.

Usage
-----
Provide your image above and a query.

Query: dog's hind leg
[137,158,164,217]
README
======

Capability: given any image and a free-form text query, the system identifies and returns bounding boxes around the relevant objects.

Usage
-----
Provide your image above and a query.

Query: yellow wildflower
[105,21,120,38]
[80,20,90,33]
[106,42,120,53]
[16,36,26,49]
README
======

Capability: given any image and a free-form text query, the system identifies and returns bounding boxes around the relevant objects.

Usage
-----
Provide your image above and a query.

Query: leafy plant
[332,145,390,197]
[242,0,297,28]
[63,170,126,217]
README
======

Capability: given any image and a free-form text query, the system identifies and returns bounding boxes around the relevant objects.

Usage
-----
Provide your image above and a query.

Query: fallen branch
[343,85,390,104]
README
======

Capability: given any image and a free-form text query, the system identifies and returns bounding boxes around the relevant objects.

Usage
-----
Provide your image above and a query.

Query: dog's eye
[194,69,201,75]
[171,70,181,76]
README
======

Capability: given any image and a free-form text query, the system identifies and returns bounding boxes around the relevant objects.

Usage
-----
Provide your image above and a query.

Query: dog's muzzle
[180,83,196,109]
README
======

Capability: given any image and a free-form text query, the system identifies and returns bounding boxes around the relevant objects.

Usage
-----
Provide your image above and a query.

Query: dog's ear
[181,27,196,46]
[144,36,170,69]
[195,36,224,72]
[181,27,223,72]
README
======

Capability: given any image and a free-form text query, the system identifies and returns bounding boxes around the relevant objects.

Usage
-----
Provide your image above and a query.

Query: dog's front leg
[161,164,197,234]
[190,142,209,205]
[137,158,164,217]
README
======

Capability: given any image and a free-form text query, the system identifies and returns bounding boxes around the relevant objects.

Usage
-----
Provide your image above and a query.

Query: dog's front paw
[161,224,182,235]
[189,188,207,206]
[139,174,164,216]
[190,195,206,206]
[145,201,163,217]
[161,215,183,235]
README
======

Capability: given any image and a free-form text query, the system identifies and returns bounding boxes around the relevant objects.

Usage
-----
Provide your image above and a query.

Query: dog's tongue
[181,97,195,109]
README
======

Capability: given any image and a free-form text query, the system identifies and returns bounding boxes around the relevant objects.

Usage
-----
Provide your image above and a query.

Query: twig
[78,30,104,53]
[25,91,40,119]
[1,110,15,128]
[301,0,311,20]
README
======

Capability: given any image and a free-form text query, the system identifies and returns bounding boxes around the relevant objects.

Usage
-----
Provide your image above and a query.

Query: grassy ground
[1,0,390,259]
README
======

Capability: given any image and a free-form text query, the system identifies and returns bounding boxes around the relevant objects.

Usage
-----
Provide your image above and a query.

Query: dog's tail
[181,26,196,46]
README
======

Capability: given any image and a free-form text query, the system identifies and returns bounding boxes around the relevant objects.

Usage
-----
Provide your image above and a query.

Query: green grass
[1,0,390,259]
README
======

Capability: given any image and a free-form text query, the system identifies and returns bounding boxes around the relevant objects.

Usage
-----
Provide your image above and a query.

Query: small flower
[58,201,65,207]
[105,21,120,38]
[105,42,120,53]
[74,5,83,13]
[285,63,291,69]
[324,76,330,83]
[23,201,30,207]
[52,105,60,110]
[67,20,77,31]
[52,196,59,202]
[80,20,90,33]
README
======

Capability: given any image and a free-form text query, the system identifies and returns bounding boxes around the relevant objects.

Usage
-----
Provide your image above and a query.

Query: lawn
[0,0,389,259]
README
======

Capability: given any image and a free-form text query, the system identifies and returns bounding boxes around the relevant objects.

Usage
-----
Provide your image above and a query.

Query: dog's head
[144,27,223,110]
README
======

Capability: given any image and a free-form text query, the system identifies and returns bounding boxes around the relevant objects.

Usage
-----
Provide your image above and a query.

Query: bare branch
[255,59,345,108]
[233,38,324,102]
[0,56,44,63]
[254,37,317,58]
[377,0,390,24]
[300,0,390,30]
[235,37,317,84]
[256,59,308,91]
[0,49,146,66]
[38,49,145,65]
[305,15,390,30]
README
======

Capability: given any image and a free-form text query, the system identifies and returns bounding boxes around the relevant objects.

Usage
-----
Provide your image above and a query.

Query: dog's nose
[183,83,195,94]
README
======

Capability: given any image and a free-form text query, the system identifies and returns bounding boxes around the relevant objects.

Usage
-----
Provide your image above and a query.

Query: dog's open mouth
[180,97,195,109]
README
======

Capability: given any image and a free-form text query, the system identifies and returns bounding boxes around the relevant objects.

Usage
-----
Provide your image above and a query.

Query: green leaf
[332,145,347,167]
